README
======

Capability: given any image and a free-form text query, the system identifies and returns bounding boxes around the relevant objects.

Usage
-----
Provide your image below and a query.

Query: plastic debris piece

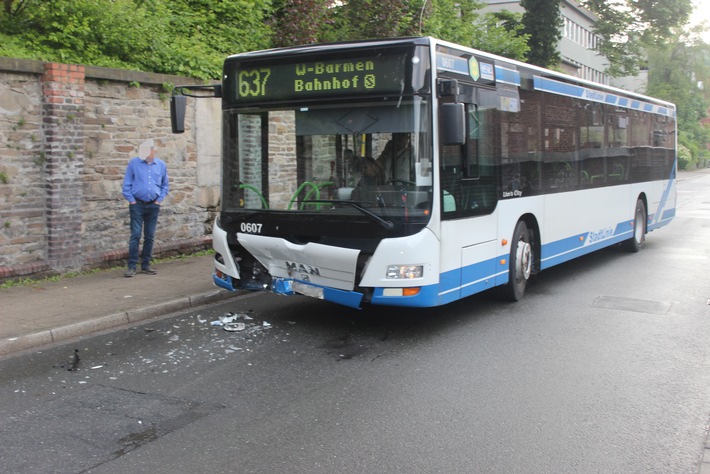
[219,314,238,324]
[211,320,223,326]
[67,349,80,371]
[197,315,207,323]
[223,322,246,332]
[262,321,272,328]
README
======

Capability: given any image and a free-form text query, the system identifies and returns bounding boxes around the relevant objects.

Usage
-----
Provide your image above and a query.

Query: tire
[623,199,646,253]
[503,220,533,302]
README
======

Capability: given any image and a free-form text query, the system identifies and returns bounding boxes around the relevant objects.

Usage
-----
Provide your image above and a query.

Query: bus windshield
[222,98,433,225]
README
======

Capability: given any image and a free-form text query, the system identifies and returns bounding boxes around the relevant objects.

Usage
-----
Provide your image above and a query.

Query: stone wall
[0,57,221,281]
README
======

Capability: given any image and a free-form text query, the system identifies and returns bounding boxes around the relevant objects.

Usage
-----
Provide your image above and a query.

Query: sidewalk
[0,254,238,357]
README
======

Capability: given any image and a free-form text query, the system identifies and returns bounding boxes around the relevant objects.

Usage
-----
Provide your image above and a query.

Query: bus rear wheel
[503,220,533,302]
[623,199,646,253]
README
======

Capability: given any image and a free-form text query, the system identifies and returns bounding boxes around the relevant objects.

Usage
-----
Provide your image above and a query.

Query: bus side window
[465,105,480,179]
[440,101,498,217]
[440,144,462,213]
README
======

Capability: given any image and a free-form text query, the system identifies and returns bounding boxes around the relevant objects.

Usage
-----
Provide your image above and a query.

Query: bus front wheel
[623,199,646,253]
[503,220,533,301]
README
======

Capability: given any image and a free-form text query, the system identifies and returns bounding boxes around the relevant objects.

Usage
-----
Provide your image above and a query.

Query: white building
[480,0,614,86]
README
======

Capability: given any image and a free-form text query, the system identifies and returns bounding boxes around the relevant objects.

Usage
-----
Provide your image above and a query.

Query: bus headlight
[386,265,423,279]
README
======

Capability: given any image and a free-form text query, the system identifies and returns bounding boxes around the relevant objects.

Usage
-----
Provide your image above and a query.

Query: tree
[423,0,529,60]
[0,0,526,77]
[0,0,273,80]
[163,0,272,76]
[470,10,529,60]
[271,0,331,47]
[321,0,419,43]
[645,37,710,168]
[582,0,693,77]
[2,0,30,16]
[520,0,562,68]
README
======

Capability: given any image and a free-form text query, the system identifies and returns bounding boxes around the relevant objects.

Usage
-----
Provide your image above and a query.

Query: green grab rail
[288,181,333,210]
[239,183,268,209]
[300,182,334,210]
[288,181,318,210]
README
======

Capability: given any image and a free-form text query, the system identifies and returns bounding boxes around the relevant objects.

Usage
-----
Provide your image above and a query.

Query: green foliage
[470,11,529,60]
[0,0,273,80]
[633,0,693,45]
[320,0,419,43]
[317,0,528,61]
[677,144,693,170]
[164,0,272,76]
[646,39,710,169]
[271,0,331,47]
[520,0,561,68]
[422,0,528,60]
[0,0,531,77]
[582,0,693,77]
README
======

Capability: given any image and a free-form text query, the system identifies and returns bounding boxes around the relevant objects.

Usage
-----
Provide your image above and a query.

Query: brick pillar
[41,63,86,271]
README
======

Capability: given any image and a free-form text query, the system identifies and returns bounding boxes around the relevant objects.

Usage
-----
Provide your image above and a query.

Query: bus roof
[224,36,675,111]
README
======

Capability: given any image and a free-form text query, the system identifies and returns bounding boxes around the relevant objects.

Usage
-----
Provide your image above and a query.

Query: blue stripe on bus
[534,76,675,118]
[323,287,364,309]
[649,208,676,231]
[494,66,521,86]
[460,257,500,298]
[371,199,677,308]
[541,231,631,269]
[436,53,470,75]
[651,164,677,226]
[213,272,236,291]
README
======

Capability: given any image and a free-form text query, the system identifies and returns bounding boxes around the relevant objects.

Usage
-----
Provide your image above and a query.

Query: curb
[0,289,239,357]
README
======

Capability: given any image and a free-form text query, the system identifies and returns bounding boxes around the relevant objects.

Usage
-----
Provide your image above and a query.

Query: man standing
[122,139,169,277]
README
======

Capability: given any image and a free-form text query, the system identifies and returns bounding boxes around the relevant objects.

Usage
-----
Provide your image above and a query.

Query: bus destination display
[233,54,407,101]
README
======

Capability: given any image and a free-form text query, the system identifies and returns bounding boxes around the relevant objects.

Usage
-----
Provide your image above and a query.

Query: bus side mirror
[441,103,465,145]
[170,95,187,134]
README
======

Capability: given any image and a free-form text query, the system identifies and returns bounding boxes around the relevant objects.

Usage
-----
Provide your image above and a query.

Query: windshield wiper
[300,200,394,230]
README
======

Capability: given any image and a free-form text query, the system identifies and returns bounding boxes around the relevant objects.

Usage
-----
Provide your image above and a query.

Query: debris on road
[205,312,265,333]
[67,349,80,371]
[223,322,246,332]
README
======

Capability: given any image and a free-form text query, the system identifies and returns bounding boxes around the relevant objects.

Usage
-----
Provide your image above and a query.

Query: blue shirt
[122,157,169,203]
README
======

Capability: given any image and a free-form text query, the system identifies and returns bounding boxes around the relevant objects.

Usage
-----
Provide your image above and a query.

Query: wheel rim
[516,241,532,280]
[634,209,644,244]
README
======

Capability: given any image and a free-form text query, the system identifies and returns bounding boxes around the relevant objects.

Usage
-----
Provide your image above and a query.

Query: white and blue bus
[171,37,676,308]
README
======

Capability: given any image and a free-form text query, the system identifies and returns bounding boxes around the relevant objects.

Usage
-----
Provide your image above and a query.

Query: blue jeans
[128,202,160,269]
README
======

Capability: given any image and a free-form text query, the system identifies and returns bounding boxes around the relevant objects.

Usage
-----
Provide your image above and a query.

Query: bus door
[439,92,499,299]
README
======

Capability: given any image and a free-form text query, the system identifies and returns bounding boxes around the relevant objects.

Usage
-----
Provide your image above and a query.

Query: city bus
[170,37,676,309]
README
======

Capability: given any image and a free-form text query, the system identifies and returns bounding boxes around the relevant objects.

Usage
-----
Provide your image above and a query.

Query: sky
[690,0,710,42]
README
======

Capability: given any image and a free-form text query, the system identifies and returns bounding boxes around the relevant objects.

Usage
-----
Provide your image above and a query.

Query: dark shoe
[125,268,137,277]
[141,266,157,275]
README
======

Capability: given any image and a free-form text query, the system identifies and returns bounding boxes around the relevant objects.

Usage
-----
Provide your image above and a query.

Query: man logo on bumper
[286,261,321,278]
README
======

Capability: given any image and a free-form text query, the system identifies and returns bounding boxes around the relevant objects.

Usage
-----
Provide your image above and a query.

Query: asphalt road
[1,172,709,473]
